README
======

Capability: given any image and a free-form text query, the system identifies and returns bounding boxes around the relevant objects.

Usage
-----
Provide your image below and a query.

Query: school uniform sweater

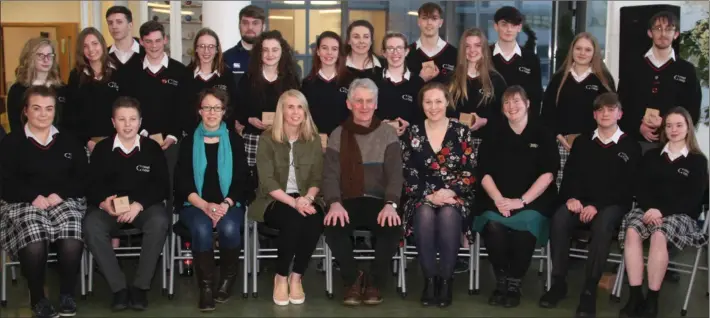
[107,38,145,71]
[222,41,251,88]
[406,41,458,84]
[541,71,615,136]
[447,72,508,137]
[7,83,68,133]
[0,130,87,203]
[375,71,425,124]
[301,74,350,135]
[636,148,708,218]
[345,55,385,83]
[476,119,559,216]
[235,73,300,135]
[618,55,701,142]
[490,44,543,118]
[87,136,169,208]
[560,130,641,210]
[183,71,239,134]
[64,68,122,143]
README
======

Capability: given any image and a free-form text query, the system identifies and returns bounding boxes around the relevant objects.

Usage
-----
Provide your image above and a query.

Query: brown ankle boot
[363,273,383,305]
[194,251,216,311]
[343,271,364,306]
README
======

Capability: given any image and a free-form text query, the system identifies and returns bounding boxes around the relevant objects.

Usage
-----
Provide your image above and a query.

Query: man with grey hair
[322,78,404,306]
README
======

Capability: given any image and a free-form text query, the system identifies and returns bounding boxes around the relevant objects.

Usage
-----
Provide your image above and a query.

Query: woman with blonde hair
[8,37,66,132]
[618,107,708,318]
[249,89,324,306]
[448,28,507,137]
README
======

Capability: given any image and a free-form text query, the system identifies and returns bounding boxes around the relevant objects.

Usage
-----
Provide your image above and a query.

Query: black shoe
[129,287,148,311]
[454,259,469,274]
[503,277,522,308]
[32,298,59,318]
[539,282,567,308]
[111,289,129,311]
[195,251,216,311]
[437,277,453,308]
[575,289,597,318]
[488,272,508,306]
[214,248,237,304]
[57,294,76,317]
[420,277,438,306]
[619,290,644,318]
[638,297,658,318]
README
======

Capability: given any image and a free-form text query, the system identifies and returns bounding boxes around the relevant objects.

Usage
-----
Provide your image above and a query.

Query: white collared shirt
[570,64,593,82]
[383,68,411,83]
[83,63,117,79]
[109,39,141,64]
[415,37,447,58]
[661,143,689,161]
[467,69,479,79]
[112,135,141,154]
[263,70,278,83]
[24,124,59,146]
[645,48,676,68]
[346,55,382,70]
[194,67,220,81]
[143,53,169,74]
[318,69,336,81]
[592,127,624,145]
[492,42,522,62]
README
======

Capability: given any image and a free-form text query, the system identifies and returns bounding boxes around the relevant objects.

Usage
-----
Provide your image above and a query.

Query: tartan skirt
[556,141,570,191]
[618,208,708,250]
[243,133,260,167]
[0,198,87,257]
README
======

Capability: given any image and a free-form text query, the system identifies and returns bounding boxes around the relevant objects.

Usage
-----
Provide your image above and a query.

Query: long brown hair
[555,32,613,104]
[307,31,346,83]
[15,37,63,87]
[660,107,704,156]
[345,20,377,73]
[187,28,225,75]
[75,27,115,84]
[247,30,300,93]
[449,28,497,108]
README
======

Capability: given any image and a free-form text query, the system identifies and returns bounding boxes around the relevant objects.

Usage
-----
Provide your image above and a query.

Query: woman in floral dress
[401,82,476,308]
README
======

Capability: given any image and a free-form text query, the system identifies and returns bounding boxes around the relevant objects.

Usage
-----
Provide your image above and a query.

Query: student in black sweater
[473,86,559,309]
[105,6,144,71]
[490,6,543,119]
[344,20,384,82]
[65,27,122,152]
[448,28,507,138]
[539,93,641,316]
[174,88,248,311]
[8,37,67,133]
[405,2,458,84]
[184,28,239,134]
[0,86,87,318]
[618,12,702,151]
[301,31,350,136]
[83,97,169,312]
[617,107,708,318]
[376,32,425,134]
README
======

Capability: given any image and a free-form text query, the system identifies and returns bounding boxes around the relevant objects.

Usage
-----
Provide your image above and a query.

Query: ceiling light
[408,11,419,16]
[269,16,295,20]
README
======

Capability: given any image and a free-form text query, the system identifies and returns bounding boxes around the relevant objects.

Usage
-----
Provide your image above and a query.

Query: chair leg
[680,246,704,316]
[325,241,333,298]
[80,250,86,299]
[468,244,475,294]
[242,217,249,299]
[399,245,406,297]
[10,265,16,283]
[546,241,552,291]
[168,231,176,299]
[251,221,258,298]
[88,252,94,295]
[474,233,481,294]
[1,250,7,307]
[613,258,626,298]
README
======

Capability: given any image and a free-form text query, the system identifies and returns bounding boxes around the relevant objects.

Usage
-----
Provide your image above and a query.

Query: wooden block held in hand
[319,133,328,148]
[262,112,275,126]
[150,133,164,145]
[91,136,107,143]
[598,272,616,290]
[459,113,475,127]
[113,196,131,214]
[565,134,580,147]
[422,60,436,70]
[644,108,660,119]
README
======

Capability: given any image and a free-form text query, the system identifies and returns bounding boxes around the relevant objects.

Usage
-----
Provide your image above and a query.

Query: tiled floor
[1,252,708,317]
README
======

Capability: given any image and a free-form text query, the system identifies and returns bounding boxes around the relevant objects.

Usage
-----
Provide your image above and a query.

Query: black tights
[482,221,537,278]
[413,205,462,278]
[18,239,83,305]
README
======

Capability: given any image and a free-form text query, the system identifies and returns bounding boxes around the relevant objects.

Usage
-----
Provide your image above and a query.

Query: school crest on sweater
[136,165,151,173]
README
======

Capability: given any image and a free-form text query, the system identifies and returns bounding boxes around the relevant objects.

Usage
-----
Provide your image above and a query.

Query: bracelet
[305,195,315,203]
[222,199,233,207]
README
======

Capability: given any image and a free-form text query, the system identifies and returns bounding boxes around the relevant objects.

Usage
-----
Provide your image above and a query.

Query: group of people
[0,3,707,318]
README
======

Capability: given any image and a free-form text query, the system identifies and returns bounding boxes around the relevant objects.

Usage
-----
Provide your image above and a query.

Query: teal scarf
[191,122,233,204]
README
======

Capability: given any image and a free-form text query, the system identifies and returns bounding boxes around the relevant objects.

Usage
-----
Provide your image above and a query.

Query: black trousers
[549,204,625,286]
[323,197,402,288]
[264,194,324,276]
[482,221,537,279]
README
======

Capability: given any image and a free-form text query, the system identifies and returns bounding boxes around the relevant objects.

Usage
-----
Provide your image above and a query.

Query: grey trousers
[83,204,169,292]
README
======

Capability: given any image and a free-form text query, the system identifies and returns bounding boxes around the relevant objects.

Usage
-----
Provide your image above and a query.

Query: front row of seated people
[0,81,707,318]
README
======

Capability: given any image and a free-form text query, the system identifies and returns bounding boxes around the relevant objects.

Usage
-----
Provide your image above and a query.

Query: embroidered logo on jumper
[57,96,66,103]
[442,64,455,71]
[233,63,241,69]
[339,87,349,94]
[402,94,413,102]
[618,152,629,162]
[64,153,72,159]
[108,81,119,91]
[673,75,686,83]
[136,165,151,173]
[518,66,531,74]
[214,84,227,91]
[585,85,599,91]
[162,79,179,86]
[529,143,538,148]
[678,168,690,177]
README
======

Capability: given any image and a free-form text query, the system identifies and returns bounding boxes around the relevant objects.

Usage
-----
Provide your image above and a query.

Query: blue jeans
[179,205,244,253]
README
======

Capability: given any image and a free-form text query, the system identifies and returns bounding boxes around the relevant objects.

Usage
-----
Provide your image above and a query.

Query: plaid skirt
[618,208,708,250]
[244,133,260,167]
[556,141,570,190]
[0,198,87,258]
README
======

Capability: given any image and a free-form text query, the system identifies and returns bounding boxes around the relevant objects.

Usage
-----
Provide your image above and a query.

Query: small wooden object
[598,272,617,291]
[262,112,275,126]
[644,108,661,126]
[319,133,328,148]
[150,133,164,145]
[565,134,580,147]
[91,136,107,143]
[387,120,400,129]
[422,60,436,70]
[113,196,131,214]
[459,113,475,127]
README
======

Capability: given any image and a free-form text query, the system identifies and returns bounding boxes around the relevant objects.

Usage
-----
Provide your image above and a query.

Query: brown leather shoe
[342,271,364,306]
[363,275,383,305]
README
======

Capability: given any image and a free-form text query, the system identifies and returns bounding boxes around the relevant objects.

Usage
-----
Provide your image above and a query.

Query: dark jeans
[264,194,324,276]
[413,205,462,279]
[482,221,537,279]
[179,205,244,253]
[323,197,402,288]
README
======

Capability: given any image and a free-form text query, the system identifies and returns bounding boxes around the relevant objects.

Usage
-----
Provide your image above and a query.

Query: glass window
[585,1,608,59]
[520,1,553,86]
[347,2,389,54]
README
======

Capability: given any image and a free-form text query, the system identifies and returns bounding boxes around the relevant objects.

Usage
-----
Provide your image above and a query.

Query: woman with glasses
[174,88,249,311]
[8,37,67,133]
[184,28,239,134]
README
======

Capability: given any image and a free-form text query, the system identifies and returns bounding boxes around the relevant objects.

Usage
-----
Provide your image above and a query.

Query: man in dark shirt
[105,6,144,70]
[405,2,457,84]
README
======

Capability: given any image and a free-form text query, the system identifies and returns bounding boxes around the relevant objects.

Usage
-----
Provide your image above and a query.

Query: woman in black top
[0,86,87,318]
[184,28,239,134]
[344,20,384,81]
[174,88,249,311]
[301,31,350,137]
[617,107,708,318]
[473,85,559,308]
[65,27,122,152]
[8,37,67,133]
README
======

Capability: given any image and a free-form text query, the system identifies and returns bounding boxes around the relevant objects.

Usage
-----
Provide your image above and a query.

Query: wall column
[201,1,251,50]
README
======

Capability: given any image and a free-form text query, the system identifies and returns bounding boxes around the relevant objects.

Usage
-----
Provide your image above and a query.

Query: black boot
[420,277,437,306]
[539,280,568,308]
[438,277,453,308]
[504,277,522,308]
[194,251,216,311]
[575,288,597,318]
[639,290,659,318]
[488,271,507,306]
[214,248,239,303]
[619,286,644,318]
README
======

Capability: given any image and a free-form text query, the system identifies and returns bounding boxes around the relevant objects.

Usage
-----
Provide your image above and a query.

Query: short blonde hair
[270,89,319,143]
[15,37,63,87]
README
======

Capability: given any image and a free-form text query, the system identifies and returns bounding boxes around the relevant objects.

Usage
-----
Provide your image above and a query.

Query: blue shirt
[223,40,251,89]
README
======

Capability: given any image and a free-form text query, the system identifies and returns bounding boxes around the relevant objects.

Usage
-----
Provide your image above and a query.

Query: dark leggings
[482,221,537,278]
[19,238,83,305]
[413,205,462,279]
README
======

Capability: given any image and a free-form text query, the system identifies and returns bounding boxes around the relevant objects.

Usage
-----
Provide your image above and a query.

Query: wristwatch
[222,199,233,207]
[520,197,527,206]
[386,201,398,209]
[305,195,315,202]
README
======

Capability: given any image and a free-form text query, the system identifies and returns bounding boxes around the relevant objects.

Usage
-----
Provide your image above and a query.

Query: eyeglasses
[385,46,406,54]
[35,53,56,61]
[651,26,677,33]
[201,105,224,113]
[197,44,218,51]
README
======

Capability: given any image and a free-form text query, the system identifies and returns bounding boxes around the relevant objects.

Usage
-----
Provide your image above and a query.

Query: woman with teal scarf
[473,86,559,308]
[174,88,249,311]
